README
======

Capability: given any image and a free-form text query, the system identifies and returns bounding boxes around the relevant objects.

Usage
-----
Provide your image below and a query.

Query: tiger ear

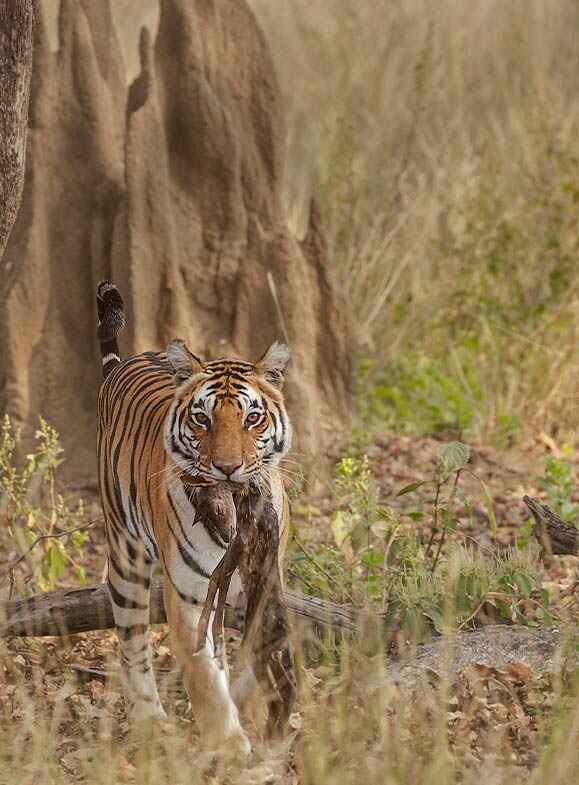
[166,340,203,384]
[255,341,290,389]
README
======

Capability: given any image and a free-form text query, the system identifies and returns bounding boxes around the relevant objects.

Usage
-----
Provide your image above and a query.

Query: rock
[387,625,575,688]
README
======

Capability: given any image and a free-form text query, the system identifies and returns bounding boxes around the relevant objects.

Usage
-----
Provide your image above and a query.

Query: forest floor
[0,432,578,784]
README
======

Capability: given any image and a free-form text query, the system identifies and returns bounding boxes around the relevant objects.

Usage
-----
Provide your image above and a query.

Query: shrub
[289,442,552,643]
[0,415,88,594]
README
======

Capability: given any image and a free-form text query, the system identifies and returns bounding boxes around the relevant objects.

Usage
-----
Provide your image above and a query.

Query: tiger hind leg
[107,551,166,722]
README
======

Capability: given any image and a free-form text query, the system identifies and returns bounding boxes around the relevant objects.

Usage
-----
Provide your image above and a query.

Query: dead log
[5,494,575,643]
[3,582,575,695]
[523,496,579,561]
[0,578,358,640]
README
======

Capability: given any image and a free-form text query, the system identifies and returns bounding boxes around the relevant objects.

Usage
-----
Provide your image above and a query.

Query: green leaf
[361,550,384,568]
[438,441,470,475]
[331,510,357,549]
[441,507,458,532]
[47,542,66,584]
[350,520,370,555]
[540,588,552,607]
[375,505,400,524]
[513,572,534,598]
[396,481,427,497]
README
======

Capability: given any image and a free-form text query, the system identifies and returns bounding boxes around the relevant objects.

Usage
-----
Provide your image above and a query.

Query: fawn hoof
[203,726,252,760]
[130,702,168,724]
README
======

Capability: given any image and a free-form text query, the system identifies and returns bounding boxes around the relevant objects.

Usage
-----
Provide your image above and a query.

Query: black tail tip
[97,280,122,303]
[97,280,125,338]
[97,281,124,315]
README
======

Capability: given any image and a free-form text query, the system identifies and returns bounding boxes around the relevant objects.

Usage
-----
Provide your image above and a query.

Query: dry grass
[2,425,578,785]
[1,625,578,785]
[252,0,579,442]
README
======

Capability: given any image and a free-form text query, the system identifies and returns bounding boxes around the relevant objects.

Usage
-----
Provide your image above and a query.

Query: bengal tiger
[96,281,292,754]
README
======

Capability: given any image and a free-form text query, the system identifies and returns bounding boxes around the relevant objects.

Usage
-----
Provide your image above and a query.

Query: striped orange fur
[96,282,291,753]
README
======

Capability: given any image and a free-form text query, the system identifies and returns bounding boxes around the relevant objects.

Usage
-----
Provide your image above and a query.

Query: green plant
[537,454,579,524]
[384,442,551,635]
[290,455,397,604]
[257,0,579,446]
[385,544,551,637]
[0,415,89,593]
[357,356,481,438]
[289,443,550,643]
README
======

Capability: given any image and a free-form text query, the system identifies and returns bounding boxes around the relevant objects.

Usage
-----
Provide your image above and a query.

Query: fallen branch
[0,576,358,640]
[3,581,575,694]
[4,496,575,642]
[523,496,579,560]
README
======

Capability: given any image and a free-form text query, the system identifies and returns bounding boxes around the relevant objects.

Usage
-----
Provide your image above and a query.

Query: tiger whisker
[148,461,195,494]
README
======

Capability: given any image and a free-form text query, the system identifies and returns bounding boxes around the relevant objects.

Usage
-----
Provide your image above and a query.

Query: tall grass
[252,0,579,442]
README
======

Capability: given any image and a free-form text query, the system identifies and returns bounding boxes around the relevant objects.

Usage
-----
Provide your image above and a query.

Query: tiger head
[164,340,292,487]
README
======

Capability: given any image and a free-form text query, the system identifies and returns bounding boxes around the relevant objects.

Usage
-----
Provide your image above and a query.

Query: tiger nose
[212,460,243,478]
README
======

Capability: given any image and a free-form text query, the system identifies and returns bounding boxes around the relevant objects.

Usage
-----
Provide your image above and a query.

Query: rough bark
[0,0,353,483]
[0,0,33,260]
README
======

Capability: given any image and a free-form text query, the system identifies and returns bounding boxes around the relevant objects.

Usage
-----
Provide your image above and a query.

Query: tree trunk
[0,0,353,482]
[0,0,33,260]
